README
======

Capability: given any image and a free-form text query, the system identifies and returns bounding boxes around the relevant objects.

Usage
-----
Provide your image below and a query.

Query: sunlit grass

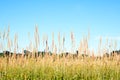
[0,26,120,80]
[0,56,120,80]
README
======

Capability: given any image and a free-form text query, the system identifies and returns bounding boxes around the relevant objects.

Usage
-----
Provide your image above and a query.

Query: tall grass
[0,56,120,80]
[0,26,120,80]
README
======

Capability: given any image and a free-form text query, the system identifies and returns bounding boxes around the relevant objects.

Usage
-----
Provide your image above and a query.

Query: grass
[0,26,120,80]
[0,56,120,80]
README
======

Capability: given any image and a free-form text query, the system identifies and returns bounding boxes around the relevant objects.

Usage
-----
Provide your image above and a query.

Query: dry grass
[0,55,120,80]
[0,26,120,80]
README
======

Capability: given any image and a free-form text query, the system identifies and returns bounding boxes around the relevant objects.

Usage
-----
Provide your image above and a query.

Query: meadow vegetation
[0,26,120,80]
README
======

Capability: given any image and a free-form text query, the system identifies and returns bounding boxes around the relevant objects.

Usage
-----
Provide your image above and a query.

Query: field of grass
[0,55,120,80]
[0,27,120,80]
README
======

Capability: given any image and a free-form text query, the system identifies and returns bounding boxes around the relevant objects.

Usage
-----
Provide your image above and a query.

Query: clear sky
[0,0,120,55]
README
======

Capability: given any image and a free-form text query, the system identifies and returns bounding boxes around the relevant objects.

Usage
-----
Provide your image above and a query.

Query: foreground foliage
[0,55,120,80]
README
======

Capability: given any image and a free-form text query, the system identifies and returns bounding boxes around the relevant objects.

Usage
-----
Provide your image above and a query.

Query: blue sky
[0,0,120,54]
